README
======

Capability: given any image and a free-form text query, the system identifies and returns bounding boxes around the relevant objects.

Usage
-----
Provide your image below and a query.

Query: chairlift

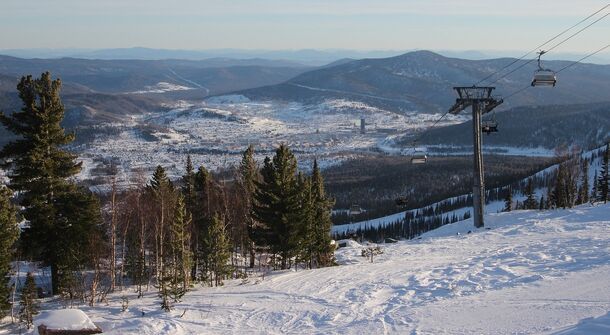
[531,50,557,87]
[395,197,409,207]
[411,154,427,164]
[482,120,498,134]
[482,110,499,135]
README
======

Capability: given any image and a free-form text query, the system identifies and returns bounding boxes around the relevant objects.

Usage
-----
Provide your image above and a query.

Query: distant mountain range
[2,47,609,65]
[0,55,310,95]
[234,50,610,113]
[1,50,610,150]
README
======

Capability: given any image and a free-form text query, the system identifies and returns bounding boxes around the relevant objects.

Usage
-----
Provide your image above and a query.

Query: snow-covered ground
[73,96,467,181]
[8,202,609,335]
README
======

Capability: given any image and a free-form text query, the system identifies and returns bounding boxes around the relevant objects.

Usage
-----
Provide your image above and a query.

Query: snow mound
[35,309,99,332]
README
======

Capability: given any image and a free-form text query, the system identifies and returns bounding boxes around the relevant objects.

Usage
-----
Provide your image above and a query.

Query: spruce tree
[310,160,335,267]
[577,159,590,205]
[252,145,301,270]
[239,145,258,268]
[552,164,567,209]
[0,186,19,318]
[503,187,513,212]
[206,214,231,286]
[0,73,101,294]
[296,174,315,268]
[181,156,197,280]
[194,166,213,282]
[19,272,38,329]
[147,166,175,289]
[591,171,598,203]
[168,194,191,301]
[182,155,196,216]
[598,144,609,203]
[524,179,537,210]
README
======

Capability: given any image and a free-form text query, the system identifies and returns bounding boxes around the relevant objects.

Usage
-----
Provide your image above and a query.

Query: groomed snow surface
[20,203,610,334]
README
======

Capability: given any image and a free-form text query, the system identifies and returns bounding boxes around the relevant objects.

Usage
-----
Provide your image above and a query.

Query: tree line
[0,73,335,325]
[340,144,609,242]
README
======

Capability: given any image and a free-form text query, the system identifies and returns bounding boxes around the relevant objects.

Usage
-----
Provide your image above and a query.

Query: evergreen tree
[166,194,192,302]
[252,145,301,269]
[295,174,315,268]
[0,186,19,318]
[19,272,38,329]
[503,187,513,212]
[552,164,568,209]
[577,159,590,205]
[524,178,537,210]
[239,145,258,268]
[147,166,175,289]
[181,156,197,280]
[194,166,214,282]
[0,73,101,294]
[204,214,231,286]
[182,155,196,216]
[310,160,335,267]
[598,144,609,203]
[539,195,545,210]
[591,171,598,203]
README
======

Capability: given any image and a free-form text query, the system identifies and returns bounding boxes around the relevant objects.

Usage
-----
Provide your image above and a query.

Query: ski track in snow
[13,203,609,335]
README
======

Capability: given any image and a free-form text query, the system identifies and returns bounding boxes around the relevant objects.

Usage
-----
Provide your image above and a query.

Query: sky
[0,0,608,54]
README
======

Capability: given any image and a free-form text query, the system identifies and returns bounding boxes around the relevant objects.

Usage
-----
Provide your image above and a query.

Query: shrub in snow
[361,246,383,263]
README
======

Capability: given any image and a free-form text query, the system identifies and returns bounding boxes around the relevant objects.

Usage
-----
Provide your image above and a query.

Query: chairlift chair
[531,50,557,87]
[411,154,427,164]
[395,197,409,207]
[482,120,498,134]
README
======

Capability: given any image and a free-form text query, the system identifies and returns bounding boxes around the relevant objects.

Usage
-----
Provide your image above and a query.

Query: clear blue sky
[1,0,608,53]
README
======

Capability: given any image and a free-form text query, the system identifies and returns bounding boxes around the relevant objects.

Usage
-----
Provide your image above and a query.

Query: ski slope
[10,202,607,335]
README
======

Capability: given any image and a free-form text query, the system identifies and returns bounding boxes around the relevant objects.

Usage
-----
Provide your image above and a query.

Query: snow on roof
[34,309,99,331]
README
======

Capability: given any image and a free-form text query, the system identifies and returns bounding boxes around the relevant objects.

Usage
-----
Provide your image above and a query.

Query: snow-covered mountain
[235,50,610,112]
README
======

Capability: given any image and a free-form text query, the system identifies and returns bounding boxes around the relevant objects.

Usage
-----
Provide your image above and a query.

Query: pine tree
[0,73,101,295]
[239,145,258,268]
[205,214,231,286]
[194,166,214,282]
[147,166,175,290]
[552,164,568,209]
[598,144,609,203]
[0,186,19,318]
[182,155,196,214]
[19,272,38,329]
[310,160,335,267]
[296,174,315,268]
[503,186,513,212]
[577,159,590,205]
[181,156,197,280]
[591,171,598,203]
[252,145,301,270]
[524,179,537,210]
[169,194,192,301]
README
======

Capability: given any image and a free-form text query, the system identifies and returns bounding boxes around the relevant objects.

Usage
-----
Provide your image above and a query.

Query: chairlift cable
[476,4,610,86]
[406,8,608,158]
[487,12,609,86]
[502,43,610,101]
[555,44,610,73]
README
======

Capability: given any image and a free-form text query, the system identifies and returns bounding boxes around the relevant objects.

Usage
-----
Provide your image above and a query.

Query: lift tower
[449,86,503,228]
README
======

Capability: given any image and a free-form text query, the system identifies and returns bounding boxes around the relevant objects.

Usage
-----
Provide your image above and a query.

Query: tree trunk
[51,264,58,296]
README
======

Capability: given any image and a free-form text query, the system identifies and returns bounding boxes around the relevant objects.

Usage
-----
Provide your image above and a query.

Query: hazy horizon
[1,1,608,57]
